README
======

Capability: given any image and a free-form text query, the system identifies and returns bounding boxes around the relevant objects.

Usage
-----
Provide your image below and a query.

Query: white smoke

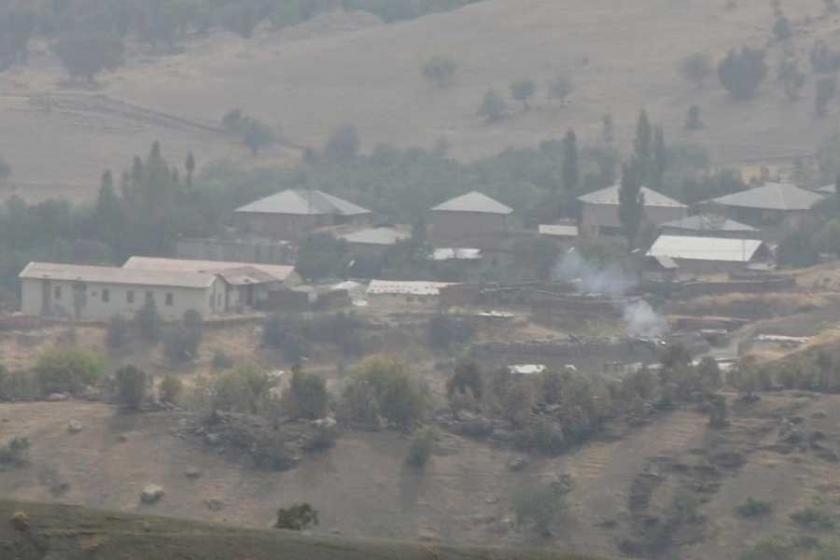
[553,249,668,338]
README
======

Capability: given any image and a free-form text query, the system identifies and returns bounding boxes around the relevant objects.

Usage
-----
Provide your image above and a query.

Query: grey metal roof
[818,184,838,195]
[709,182,824,211]
[335,226,411,246]
[235,189,371,216]
[431,191,513,214]
[539,224,580,237]
[661,214,757,233]
[20,262,217,289]
[123,257,296,282]
[577,185,687,208]
[646,235,766,263]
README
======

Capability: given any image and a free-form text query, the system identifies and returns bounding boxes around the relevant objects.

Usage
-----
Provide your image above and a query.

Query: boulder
[46,393,69,402]
[184,467,202,479]
[140,484,164,504]
[67,420,83,434]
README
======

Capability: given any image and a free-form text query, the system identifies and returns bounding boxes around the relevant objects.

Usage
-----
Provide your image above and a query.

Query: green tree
[0,155,11,184]
[816,76,837,116]
[36,348,105,396]
[447,360,483,400]
[242,119,275,155]
[134,298,162,343]
[685,105,703,130]
[562,129,579,195]
[159,374,183,405]
[164,310,204,365]
[718,47,767,100]
[510,79,536,109]
[105,315,131,352]
[52,31,125,82]
[680,52,711,88]
[513,481,568,537]
[406,426,437,467]
[548,75,573,103]
[114,365,147,410]
[634,110,653,183]
[478,89,507,123]
[421,55,456,88]
[652,126,667,190]
[618,159,645,250]
[323,125,360,162]
[185,151,195,187]
[275,504,319,530]
[778,56,806,101]
[283,369,328,420]
[773,15,792,41]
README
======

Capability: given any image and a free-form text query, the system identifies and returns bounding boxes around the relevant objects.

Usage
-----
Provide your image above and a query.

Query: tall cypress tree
[652,126,668,190]
[618,159,645,250]
[634,110,652,184]
[562,129,579,195]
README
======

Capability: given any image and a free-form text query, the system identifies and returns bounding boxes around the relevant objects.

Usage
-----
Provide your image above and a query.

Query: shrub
[114,365,147,410]
[685,105,703,130]
[811,40,840,73]
[735,498,773,518]
[212,350,234,370]
[816,76,836,116]
[478,89,508,122]
[0,437,30,469]
[406,426,437,467]
[427,315,473,352]
[773,15,792,41]
[680,53,711,88]
[159,375,182,405]
[275,503,319,530]
[323,125,360,162]
[422,55,456,88]
[513,481,567,536]
[262,314,309,364]
[163,311,203,365]
[511,79,536,109]
[211,366,274,414]
[105,316,131,352]
[340,356,429,431]
[790,508,835,530]
[447,360,483,400]
[35,348,105,395]
[738,537,796,560]
[283,369,328,420]
[133,299,161,343]
[718,47,767,100]
[548,75,573,102]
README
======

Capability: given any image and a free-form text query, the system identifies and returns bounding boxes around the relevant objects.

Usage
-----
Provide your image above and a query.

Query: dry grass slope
[0,499,599,560]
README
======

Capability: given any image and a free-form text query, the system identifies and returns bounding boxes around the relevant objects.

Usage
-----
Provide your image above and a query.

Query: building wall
[21,278,221,321]
[429,212,508,247]
[237,213,370,241]
[659,226,757,239]
[176,238,295,265]
[581,203,687,234]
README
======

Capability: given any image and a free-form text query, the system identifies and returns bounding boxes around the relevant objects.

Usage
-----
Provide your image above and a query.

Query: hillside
[0,499,593,560]
[1,0,838,201]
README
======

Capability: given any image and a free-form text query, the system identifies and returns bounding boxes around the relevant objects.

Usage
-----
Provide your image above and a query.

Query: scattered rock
[485,496,499,505]
[9,511,29,532]
[812,410,828,419]
[205,433,221,446]
[67,420,83,434]
[507,457,529,472]
[184,466,202,479]
[312,417,337,429]
[140,484,164,504]
[205,499,225,512]
[117,434,128,443]
[46,393,69,402]
[418,528,440,542]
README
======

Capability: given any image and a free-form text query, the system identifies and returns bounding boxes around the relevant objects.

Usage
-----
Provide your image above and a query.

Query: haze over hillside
[1,0,838,199]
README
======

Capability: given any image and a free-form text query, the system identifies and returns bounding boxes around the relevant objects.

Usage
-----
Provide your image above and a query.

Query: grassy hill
[1,0,837,201]
[0,499,597,560]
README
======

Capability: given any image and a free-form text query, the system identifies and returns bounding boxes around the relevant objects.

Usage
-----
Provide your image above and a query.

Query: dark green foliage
[323,125,360,162]
[513,481,568,536]
[340,357,429,431]
[212,350,234,370]
[478,89,508,122]
[778,56,806,101]
[511,79,536,109]
[274,503,318,531]
[790,508,836,531]
[0,437,30,469]
[680,52,711,88]
[718,47,767,100]
[0,155,11,182]
[812,40,840,73]
[406,426,437,467]
[106,316,131,352]
[263,314,309,364]
[35,348,105,396]
[295,234,350,280]
[562,129,579,194]
[548,75,573,102]
[164,310,204,365]
[114,366,147,410]
[427,315,474,352]
[816,76,836,116]
[773,15,792,41]
[448,360,483,400]
[221,110,275,155]
[707,395,728,428]
[134,299,162,343]
[777,229,820,268]
[685,105,703,130]
[283,370,328,420]
[52,31,124,81]
[618,159,645,250]
[735,498,773,518]
[422,55,456,88]
[211,366,274,414]
[159,375,183,405]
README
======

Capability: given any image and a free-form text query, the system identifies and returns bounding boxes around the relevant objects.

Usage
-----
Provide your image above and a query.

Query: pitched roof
[123,257,295,282]
[430,248,483,261]
[661,214,757,233]
[366,280,453,296]
[577,185,687,208]
[646,235,766,263]
[20,262,216,289]
[431,191,513,215]
[709,182,824,211]
[235,190,371,216]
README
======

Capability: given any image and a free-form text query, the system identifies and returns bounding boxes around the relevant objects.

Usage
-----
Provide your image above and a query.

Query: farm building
[539,223,579,241]
[659,214,758,239]
[332,225,411,256]
[702,182,823,234]
[123,257,299,312]
[235,189,371,241]
[578,185,688,236]
[429,191,513,248]
[19,262,227,321]
[645,235,771,274]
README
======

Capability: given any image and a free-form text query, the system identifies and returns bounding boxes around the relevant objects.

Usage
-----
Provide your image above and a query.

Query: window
[165,293,174,306]
[145,291,153,303]
[54,286,62,300]
[127,290,134,304]
[102,289,110,303]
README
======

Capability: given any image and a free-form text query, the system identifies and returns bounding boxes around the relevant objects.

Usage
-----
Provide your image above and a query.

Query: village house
[365,280,454,308]
[702,182,824,235]
[331,225,411,257]
[19,262,227,321]
[234,189,372,241]
[659,214,758,239]
[122,257,299,312]
[645,235,772,275]
[428,191,513,248]
[577,185,688,236]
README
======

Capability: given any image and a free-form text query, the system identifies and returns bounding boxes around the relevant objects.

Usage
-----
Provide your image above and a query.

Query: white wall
[21,278,221,321]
